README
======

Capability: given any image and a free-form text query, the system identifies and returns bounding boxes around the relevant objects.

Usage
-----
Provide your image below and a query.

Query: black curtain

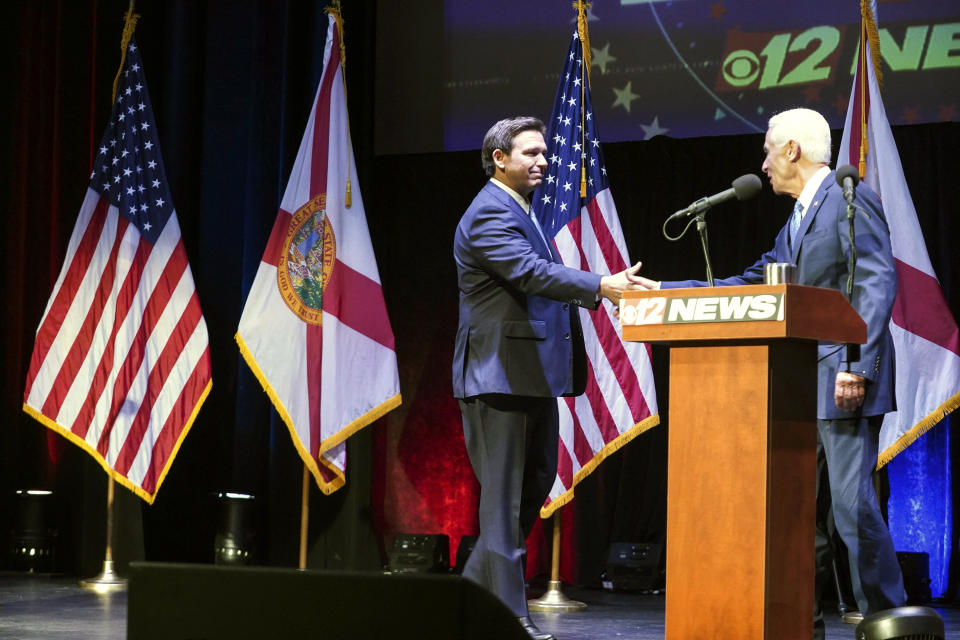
[2,0,958,594]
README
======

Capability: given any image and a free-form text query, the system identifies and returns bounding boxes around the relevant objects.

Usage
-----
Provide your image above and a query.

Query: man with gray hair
[636,108,905,637]
[453,116,644,640]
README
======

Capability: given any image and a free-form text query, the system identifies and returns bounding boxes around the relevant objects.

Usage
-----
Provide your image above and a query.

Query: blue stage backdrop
[888,416,952,598]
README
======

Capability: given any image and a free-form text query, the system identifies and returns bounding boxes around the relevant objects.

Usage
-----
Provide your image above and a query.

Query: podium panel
[621,285,865,640]
[665,342,815,639]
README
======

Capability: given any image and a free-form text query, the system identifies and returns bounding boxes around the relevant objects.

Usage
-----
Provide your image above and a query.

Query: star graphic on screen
[901,106,920,125]
[640,116,669,140]
[938,104,957,121]
[612,81,640,113]
[708,0,728,21]
[591,42,617,75]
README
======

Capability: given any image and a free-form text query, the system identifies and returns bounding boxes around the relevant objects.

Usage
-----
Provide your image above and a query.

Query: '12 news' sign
[621,294,784,326]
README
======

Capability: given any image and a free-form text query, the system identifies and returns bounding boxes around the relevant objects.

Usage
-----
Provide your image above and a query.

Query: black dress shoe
[518,616,556,640]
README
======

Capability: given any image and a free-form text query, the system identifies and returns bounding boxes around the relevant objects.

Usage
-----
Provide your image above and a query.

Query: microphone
[836,164,859,205]
[669,174,762,220]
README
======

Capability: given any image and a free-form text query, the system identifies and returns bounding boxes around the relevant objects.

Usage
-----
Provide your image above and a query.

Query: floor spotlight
[214,493,256,566]
[387,533,450,574]
[855,605,944,640]
[9,490,57,573]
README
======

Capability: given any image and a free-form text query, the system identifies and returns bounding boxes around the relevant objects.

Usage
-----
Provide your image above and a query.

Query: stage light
[855,606,944,640]
[388,533,450,574]
[214,492,256,566]
[601,542,664,592]
[9,490,56,573]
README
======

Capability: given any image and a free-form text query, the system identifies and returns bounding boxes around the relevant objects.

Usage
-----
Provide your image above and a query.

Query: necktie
[529,210,551,252]
[789,200,803,249]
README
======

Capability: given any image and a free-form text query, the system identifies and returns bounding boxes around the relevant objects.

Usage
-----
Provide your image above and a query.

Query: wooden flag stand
[79,477,128,593]
[299,466,311,570]
[528,510,587,612]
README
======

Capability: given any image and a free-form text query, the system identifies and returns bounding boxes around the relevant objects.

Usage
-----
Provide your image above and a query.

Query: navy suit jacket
[665,172,897,419]
[452,181,602,399]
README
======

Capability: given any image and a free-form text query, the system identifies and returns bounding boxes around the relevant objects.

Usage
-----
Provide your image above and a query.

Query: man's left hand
[599,261,646,304]
[834,371,866,411]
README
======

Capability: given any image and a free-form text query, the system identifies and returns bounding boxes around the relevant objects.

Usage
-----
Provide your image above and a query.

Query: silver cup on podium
[764,262,796,285]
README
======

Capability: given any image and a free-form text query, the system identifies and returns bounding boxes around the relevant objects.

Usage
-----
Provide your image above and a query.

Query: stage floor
[1,573,956,639]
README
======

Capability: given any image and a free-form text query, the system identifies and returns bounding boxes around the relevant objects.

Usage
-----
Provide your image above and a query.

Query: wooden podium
[620,284,866,639]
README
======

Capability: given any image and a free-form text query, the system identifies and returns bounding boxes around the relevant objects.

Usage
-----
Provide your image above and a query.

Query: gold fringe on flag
[877,390,960,469]
[326,1,352,207]
[861,0,884,89]
[858,0,883,178]
[111,1,140,102]
[575,1,591,198]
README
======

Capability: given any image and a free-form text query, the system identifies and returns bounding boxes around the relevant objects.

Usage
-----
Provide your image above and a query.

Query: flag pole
[531,0,593,613]
[79,1,139,594]
[528,511,587,612]
[575,0,591,198]
[326,1,352,207]
[298,466,310,569]
[79,476,128,592]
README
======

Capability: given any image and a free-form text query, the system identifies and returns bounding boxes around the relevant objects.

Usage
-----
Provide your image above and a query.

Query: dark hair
[480,116,545,177]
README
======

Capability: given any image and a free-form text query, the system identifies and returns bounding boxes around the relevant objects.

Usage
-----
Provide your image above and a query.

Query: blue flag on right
[838,1,960,467]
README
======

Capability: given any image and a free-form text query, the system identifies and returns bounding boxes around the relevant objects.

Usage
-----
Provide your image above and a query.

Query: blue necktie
[789,200,803,249]
[529,210,551,252]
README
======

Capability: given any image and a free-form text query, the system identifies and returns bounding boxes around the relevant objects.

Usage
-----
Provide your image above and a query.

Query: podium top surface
[620,284,866,345]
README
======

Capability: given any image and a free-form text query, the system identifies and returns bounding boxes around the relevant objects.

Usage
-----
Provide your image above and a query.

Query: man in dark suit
[452,116,643,640]
[637,108,905,638]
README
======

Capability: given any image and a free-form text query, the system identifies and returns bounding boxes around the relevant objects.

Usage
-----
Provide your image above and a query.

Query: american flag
[533,27,659,516]
[23,39,212,503]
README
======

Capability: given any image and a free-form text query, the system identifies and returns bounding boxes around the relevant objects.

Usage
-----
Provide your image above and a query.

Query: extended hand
[599,261,648,304]
[834,371,866,411]
[635,275,661,291]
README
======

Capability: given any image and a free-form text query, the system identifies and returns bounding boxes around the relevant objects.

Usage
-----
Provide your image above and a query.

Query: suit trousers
[813,415,906,638]
[458,394,559,617]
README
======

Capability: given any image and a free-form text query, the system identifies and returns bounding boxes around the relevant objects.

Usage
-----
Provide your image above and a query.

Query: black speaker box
[388,533,450,573]
[603,542,664,591]
[128,562,530,640]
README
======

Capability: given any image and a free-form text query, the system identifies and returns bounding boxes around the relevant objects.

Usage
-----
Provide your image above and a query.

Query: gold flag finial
[574,1,592,83]
[325,1,352,207]
[112,1,140,102]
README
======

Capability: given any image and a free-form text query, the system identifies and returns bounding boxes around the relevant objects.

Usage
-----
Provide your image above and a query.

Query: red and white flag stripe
[545,189,659,516]
[23,38,211,503]
[24,190,211,501]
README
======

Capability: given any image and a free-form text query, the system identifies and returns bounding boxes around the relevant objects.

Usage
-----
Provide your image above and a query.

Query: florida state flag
[236,11,401,493]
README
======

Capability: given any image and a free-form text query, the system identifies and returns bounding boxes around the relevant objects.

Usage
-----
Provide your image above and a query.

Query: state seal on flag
[277,193,336,325]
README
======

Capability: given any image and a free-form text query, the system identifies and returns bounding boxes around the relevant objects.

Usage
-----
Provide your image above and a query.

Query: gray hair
[480,116,545,177]
[767,108,832,164]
